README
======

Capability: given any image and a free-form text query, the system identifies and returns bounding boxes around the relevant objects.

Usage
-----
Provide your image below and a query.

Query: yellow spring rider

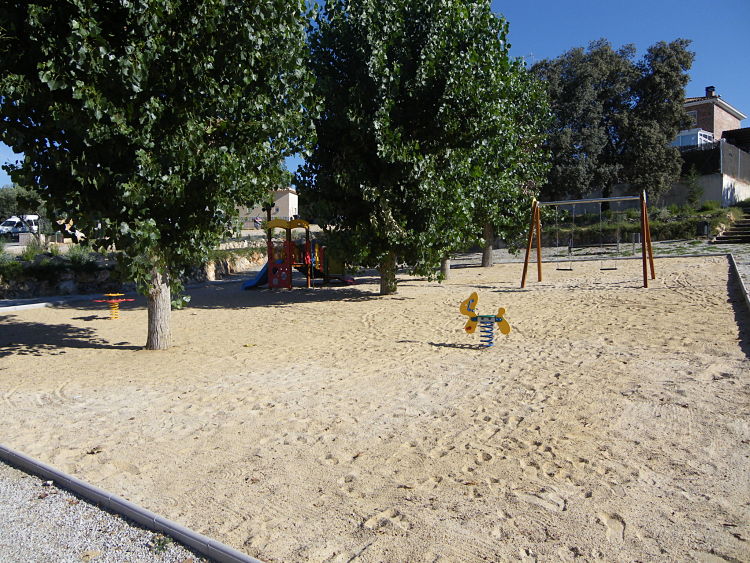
[459,292,511,348]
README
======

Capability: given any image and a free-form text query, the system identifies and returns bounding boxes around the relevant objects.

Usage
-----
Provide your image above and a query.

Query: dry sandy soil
[1,256,748,562]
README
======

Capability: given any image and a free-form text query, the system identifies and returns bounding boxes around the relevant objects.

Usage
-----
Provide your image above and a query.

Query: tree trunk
[440,256,451,279]
[379,251,397,295]
[146,267,171,350]
[481,222,494,267]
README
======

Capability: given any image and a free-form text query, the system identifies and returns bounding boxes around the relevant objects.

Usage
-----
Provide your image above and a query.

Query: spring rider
[459,292,511,348]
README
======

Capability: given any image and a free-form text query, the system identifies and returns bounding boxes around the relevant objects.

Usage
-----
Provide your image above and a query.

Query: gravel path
[0,461,207,562]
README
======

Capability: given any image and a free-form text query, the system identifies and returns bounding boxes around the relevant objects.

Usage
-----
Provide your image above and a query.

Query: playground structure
[265,218,313,289]
[242,218,352,290]
[521,192,656,288]
[92,293,134,320]
[459,292,511,348]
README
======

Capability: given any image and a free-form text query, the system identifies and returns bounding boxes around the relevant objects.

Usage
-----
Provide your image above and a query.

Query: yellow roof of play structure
[266,218,310,230]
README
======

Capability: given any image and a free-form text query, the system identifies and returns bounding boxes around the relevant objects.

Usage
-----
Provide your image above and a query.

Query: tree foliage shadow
[0,316,140,357]
[727,274,750,360]
[179,279,385,310]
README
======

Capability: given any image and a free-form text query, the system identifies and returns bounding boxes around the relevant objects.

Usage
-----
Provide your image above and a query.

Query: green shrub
[66,244,98,272]
[19,238,45,262]
[24,258,67,282]
[698,200,721,212]
[0,255,22,281]
[667,203,681,215]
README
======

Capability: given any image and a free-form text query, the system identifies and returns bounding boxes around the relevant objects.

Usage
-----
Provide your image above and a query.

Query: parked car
[0,215,39,235]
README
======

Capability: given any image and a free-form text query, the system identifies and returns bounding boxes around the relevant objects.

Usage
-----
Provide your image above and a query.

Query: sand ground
[1,256,749,562]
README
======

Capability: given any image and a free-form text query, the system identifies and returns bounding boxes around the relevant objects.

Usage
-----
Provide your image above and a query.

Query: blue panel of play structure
[242,262,269,289]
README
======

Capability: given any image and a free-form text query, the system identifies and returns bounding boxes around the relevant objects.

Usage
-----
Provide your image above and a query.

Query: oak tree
[532,39,693,202]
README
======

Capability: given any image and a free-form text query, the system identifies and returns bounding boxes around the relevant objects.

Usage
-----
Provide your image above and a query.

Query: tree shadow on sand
[177,278,387,310]
[0,316,140,357]
[727,272,750,360]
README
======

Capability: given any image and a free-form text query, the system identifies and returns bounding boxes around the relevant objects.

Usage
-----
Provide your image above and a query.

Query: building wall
[688,101,742,140]
[722,176,750,205]
[240,189,299,226]
[692,102,716,133]
[721,142,750,184]
[714,108,742,140]
[666,174,724,206]
[666,173,749,207]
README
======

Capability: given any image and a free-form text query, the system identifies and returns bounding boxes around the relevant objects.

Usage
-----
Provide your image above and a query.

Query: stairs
[713,203,750,244]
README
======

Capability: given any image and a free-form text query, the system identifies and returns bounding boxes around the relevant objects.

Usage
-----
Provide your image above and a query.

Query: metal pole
[537,195,641,207]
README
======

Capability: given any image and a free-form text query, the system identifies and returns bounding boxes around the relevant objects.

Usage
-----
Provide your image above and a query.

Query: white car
[0,215,39,234]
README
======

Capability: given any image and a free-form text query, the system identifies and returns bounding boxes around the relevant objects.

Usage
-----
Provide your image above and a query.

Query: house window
[697,130,714,146]
[686,110,697,128]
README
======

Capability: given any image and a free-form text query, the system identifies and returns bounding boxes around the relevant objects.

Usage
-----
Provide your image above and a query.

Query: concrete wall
[722,176,750,205]
[666,173,749,207]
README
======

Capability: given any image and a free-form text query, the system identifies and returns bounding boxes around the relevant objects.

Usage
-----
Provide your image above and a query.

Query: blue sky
[2,0,748,185]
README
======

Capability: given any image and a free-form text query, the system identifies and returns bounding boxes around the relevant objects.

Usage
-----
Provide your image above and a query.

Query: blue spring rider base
[459,292,511,348]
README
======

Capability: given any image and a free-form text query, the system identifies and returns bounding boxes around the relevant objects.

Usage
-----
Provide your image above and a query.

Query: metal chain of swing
[599,202,618,271]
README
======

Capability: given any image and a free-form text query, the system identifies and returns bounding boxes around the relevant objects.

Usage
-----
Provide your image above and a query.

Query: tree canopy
[298,0,550,292]
[1,0,314,348]
[0,184,44,223]
[532,38,693,202]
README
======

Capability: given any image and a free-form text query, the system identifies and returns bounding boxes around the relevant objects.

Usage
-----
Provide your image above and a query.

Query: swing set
[521,192,655,288]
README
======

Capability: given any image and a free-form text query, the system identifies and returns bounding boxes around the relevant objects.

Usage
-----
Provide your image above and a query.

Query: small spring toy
[459,292,511,348]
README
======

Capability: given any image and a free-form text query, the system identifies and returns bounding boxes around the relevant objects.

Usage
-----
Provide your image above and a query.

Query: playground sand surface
[1,256,749,562]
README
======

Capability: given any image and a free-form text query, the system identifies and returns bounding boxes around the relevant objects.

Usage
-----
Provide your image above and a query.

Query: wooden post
[265,205,273,275]
[305,227,312,289]
[535,203,543,282]
[640,192,648,288]
[521,200,538,288]
[642,192,656,280]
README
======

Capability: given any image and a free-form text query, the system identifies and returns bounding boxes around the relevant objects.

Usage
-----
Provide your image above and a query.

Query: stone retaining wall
[0,252,266,299]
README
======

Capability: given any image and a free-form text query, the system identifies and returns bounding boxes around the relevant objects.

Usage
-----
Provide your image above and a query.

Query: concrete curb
[0,444,262,563]
[728,253,750,313]
[0,292,118,313]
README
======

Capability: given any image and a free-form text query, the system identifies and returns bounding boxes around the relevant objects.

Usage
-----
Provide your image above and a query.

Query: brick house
[675,85,747,145]
[669,86,750,206]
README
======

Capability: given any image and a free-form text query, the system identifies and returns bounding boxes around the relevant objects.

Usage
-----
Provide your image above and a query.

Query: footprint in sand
[597,512,625,541]
[364,508,412,532]
[517,490,567,512]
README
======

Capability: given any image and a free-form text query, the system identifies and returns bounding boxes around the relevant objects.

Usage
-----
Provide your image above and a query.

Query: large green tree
[470,64,550,267]
[623,40,695,199]
[1,1,313,348]
[298,0,549,292]
[0,184,43,223]
[532,39,693,202]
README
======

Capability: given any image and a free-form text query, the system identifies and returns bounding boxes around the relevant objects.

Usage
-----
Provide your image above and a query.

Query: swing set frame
[521,192,656,288]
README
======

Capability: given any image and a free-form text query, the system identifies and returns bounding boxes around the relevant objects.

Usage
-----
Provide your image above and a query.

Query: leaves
[533,38,693,202]
[1,0,315,298]
[298,0,549,282]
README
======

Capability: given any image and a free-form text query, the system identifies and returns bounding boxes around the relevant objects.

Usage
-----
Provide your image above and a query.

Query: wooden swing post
[521,200,540,288]
[521,194,655,289]
[641,191,655,281]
